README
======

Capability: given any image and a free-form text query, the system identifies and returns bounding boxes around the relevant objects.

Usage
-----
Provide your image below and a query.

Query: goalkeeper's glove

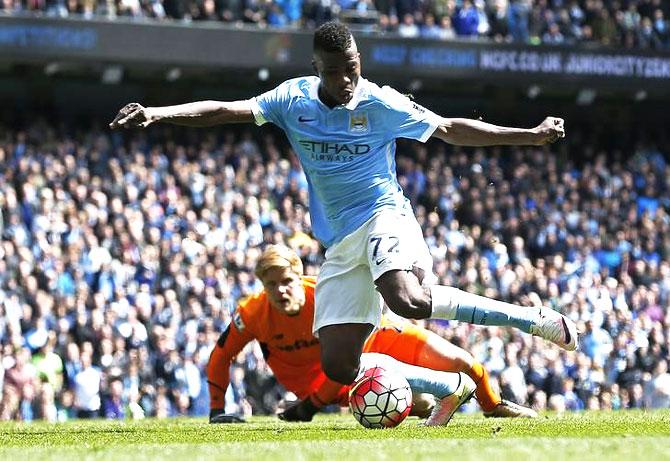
[278,398,320,422]
[209,409,246,424]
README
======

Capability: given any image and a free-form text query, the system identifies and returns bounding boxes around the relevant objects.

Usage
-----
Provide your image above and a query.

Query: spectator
[561,378,584,411]
[102,377,126,419]
[499,344,528,404]
[0,347,36,421]
[56,389,77,421]
[37,382,58,422]
[32,333,64,393]
[487,0,509,42]
[646,360,670,408]
[652,9,668,46]
[420,13,442,39]
[542,22,565,44]
[508,0,530,43]
[438,15,456,40]
[398,13,420,37]
[582,319,614,368]
[590,7,617,46]
[453,0,480,36]
[73,351,102,418]
[225,365,252,417]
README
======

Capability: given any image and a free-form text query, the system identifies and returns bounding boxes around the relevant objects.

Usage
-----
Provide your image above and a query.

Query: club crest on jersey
[349,112,370,134]
[232,312,245,331]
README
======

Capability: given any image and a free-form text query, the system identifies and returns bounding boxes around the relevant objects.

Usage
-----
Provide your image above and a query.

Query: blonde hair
[255,244,304,280]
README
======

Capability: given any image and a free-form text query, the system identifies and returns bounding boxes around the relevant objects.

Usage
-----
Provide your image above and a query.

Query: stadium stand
[1,0,668,49]
[1,119,669,420]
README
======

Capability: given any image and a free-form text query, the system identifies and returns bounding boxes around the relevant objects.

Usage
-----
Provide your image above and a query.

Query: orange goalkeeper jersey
[215,276,344,403]
[214,276,429,406]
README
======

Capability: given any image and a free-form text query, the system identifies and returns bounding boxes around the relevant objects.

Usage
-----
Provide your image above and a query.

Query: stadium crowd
[0,117,669,422]
[2,0,670,49]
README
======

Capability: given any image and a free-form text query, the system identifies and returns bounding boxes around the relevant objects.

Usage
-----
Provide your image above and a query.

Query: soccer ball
[349,366,413,429]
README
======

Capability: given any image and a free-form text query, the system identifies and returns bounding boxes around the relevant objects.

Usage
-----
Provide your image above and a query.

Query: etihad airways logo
[298,139,370,162]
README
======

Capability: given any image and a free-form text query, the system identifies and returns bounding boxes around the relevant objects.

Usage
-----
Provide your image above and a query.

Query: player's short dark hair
[313,22,353,54]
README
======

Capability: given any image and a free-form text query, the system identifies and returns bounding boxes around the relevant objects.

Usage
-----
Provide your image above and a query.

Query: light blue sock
[430,286,538,334]
[359,353,460,399]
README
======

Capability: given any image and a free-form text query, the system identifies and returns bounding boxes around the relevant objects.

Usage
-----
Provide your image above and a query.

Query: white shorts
[313,206,436,335]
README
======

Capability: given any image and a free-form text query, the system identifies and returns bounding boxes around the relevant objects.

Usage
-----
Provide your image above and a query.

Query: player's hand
[532,117,565,145]
[109,103,156,129]
[278,398,319,422]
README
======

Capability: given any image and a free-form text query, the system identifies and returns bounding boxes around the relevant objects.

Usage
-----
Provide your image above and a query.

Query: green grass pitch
[1,410,669,461]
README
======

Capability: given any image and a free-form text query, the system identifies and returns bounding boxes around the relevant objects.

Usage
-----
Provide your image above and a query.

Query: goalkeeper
[207,245,536,423]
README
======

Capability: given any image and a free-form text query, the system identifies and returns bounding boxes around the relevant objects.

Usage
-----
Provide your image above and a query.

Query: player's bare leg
[375,270,578,351]
[319,323,374,385]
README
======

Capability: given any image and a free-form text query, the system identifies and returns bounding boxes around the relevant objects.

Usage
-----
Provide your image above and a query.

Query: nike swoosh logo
[298,116,316,122]
[375,258,387,266]
[561,317,571,345]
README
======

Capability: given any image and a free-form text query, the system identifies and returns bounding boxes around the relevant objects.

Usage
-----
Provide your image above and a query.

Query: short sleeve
[378,86,442,143]
[250,80,293,128]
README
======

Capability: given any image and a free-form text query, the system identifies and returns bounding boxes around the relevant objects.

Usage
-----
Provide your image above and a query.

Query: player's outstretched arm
[431,116,565,146]
[109,100,255,129]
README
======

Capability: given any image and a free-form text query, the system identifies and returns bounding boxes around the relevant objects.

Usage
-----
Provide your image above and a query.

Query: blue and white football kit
[250,76,441,332]
[247,75,578,351]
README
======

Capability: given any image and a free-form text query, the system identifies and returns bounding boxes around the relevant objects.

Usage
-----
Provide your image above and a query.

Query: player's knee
[324,366,358,386]
[319,323,373,385]
[450,357,472,374]
[321,354,358,385]
[442,346,475,373]
[376,271,431,319]
[384,288,431,320]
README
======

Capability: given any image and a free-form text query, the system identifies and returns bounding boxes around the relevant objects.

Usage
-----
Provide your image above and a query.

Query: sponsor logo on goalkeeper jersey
[276,337,320,352]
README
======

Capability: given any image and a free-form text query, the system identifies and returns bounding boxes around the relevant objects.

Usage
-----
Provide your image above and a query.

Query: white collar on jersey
[309,77,369,111]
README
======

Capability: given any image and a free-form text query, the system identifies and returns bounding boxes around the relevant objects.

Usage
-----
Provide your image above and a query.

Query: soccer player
[206,244,536,424]
[110,21,578,389]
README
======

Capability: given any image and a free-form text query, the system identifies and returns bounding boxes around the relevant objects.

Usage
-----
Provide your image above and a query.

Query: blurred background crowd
[0,117,669,422]
[2,0,669,50]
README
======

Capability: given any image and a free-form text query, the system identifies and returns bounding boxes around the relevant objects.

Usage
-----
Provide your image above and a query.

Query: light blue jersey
[250,76,441,247]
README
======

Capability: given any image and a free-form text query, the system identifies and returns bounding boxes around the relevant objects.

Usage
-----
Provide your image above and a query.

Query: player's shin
[429,285,578,351]
[429,286,536,333]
